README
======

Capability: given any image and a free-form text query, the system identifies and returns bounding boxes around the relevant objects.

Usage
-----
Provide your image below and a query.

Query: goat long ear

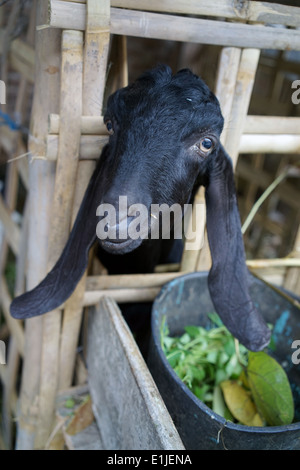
[10,153,105,319]
[204,145,271,351]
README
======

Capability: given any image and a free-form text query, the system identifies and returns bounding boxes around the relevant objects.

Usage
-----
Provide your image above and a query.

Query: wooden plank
[47,2,300,51]
[64,423,103,450]
[87,297,185,450]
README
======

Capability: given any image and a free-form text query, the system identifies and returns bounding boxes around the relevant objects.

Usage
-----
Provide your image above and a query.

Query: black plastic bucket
[147,271,300,450]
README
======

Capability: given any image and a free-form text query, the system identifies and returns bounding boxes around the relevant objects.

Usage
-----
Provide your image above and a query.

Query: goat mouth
[99,237,143,254]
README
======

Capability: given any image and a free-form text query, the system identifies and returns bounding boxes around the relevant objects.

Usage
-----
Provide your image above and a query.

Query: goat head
[10,65,270,351]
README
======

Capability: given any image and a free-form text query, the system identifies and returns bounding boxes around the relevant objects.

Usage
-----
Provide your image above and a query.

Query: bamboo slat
[57,161,95,390]
[0,194,20,257]
[244,116,300,135]
[240,134,300,154]
[215,47,241,146]
[47,2,300,51]
[111,0,300,28]
[1,337,19,447]
[46,134,108,160]
[85,272,184,290]
[36,30,84,448]
[180,187,207,272]
[58,0,111,392]
[83,287,161,305]
[48,113,300,138]
[237,159,299,209]
[0,277,24,356]
[0,30,35,83]
[45,132,300,160]
[283,228,300,296]
[48,113,107,135]
[223,48,261,167]
[13,2,61,451]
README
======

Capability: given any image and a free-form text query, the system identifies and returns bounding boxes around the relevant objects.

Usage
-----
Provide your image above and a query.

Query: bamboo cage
[0,0,299,450]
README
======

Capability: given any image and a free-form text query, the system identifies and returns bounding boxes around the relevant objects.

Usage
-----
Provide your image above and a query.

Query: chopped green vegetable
[161,314,294,426]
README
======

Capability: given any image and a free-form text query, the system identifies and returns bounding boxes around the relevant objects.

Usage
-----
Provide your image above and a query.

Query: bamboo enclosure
[0,0,299,450]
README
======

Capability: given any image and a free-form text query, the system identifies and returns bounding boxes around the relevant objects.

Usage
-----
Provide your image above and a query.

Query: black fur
[10,65,270,351]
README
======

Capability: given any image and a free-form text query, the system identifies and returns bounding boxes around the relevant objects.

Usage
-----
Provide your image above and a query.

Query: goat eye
[199,137,213,153]
[106,120,114,135]
[190,137,215,158]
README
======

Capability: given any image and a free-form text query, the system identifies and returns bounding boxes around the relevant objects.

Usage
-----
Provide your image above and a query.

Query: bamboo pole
[187,48,261,272]
[283,227,300,296]
[180,187,207,272]
[47,2,300,51]
[215,47,241,146]
[58,0,300,27]
[247,258,300,269]
[85,271,184,290]
[0,277,24,356]
[223,48,261,168]
[57,163,94,390]
[58,0,111,391]
[237,159,299,209]
[48,113,107,135]
[83,287,161,305]
[46,134,108,160]
[36,30,84,448]
[239,134,300,154]
[16,7,61,449]
[111,0,300,27]
[48,114,300,139]
[45,132,300,160]
[0,194,21,257]
[244,116,300,135]
[79,258,300,306]
[0,3,36,445]
[2,337,19,447]
[82,0,110,115]
[188,48,241,272]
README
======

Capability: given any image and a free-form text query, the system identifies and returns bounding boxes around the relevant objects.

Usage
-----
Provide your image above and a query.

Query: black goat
[10,65,270,351]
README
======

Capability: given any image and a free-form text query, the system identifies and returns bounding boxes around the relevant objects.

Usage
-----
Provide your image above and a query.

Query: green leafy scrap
[247,351,294,426]
[161,314,294,427]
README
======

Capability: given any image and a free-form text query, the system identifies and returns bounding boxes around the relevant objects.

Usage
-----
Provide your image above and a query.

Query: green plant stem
[241,168,289,235]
